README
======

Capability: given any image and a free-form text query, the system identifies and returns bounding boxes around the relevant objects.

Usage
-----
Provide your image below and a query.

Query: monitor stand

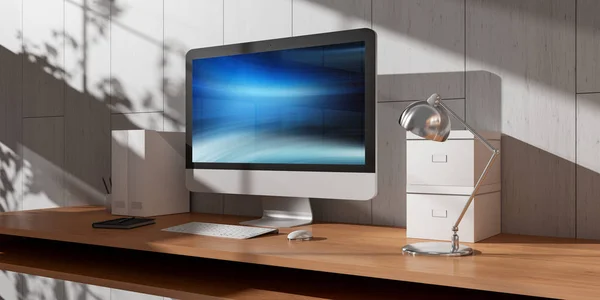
[239,196,312,228]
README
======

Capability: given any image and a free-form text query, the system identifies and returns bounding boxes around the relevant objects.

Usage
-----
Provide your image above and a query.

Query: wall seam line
[370,0,373,225]
[162,0,165,131]
[574,0,578,238]
[21,0,24,214]
[63,0,67,207]
[463,0,467,124]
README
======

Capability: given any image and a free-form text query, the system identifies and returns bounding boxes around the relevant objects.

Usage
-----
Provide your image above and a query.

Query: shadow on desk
[0,238,539,300]
[482,234,600,245]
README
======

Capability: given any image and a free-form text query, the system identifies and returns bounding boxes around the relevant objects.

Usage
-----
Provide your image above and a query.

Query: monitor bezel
[186,28,376,173]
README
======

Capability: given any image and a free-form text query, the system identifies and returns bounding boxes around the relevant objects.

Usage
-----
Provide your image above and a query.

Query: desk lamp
[399,93,500,256]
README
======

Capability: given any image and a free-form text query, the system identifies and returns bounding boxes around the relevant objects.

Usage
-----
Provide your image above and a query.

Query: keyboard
[162,222,278,239]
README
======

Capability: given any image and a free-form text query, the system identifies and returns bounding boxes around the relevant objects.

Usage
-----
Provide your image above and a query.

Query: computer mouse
[287,230,313,241]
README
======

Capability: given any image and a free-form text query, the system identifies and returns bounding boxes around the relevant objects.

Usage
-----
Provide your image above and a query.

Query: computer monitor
[186,28,377,227]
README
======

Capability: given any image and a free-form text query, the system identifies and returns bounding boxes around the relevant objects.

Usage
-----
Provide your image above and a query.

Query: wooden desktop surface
[0,207,597,299]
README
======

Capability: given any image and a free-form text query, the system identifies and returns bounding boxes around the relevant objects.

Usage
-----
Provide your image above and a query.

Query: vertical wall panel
[467,0,576,162]
[0,0,24,212]
[221,0,292,217]
[22,0,65,117]
[224,0,292,44]
[0,0,22,53]
[501,135,576,238]
[21,273,65,300]
[111,112,164,131]
[191,193,223,215]
[292,0,372,224]
[65,281,110,300]
[292,0,371,36]
[467,0,576,237]
[372,0,464,226]
[576,94,600,239]
[465,71,502,132]
[373,0,465,99]
[0,271,20,300]
[110,0,163,114]
[64,0,111,206]
[377,72,465,103]
[576,0,600,240]
[164,0,223,132]
[371,102,407,226]
[223,195,263,217]
[164,0,224,214]
[577,165,600,240]
[111,288,164,300]
[22,117,65,210]
[577,0,600,93]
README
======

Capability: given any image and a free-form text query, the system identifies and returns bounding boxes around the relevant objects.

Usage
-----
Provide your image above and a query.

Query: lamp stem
[434,99,500,251]
[454,152,499,229]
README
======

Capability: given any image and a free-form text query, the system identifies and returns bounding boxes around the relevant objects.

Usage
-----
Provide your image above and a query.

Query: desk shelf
[0,206,597,299]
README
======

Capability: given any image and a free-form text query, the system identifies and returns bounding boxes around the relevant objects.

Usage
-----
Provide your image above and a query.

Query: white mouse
[287,230,313,241]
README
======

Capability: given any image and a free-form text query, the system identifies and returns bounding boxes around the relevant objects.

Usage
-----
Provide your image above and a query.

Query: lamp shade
[398,95,451,142]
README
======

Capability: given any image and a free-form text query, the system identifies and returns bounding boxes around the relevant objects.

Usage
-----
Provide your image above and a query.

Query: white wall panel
[373,0,465,93]
[65,281,111,300]
[292,0,371,36]
[112,112,164,131]
[22,0,65,117]
[111,288,164,300]
[577,0,600,93]
[64,0,111,207]
[0,0,24,212]
[224,0,292,44]
[164,0,223,132]
[111,0,164,113]
[467,0,576,237]
[21,274,65,300]
[22,117,65,210]
[576,94,600,239]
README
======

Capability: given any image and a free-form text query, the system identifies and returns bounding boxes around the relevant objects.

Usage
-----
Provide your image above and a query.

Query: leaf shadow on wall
[1,0,191,212]
[0,0,179,297]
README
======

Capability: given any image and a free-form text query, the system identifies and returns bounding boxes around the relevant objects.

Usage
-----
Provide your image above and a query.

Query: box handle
[431,209,448,218]
[431,154,448,163]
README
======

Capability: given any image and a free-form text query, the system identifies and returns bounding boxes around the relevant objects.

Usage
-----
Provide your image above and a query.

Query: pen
[102,177,109,194]
[117,217,135,224]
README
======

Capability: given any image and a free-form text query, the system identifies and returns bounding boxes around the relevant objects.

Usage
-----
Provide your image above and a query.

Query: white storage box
[406,130,501,195]
[406,192,500,243]
[111,130,190,217]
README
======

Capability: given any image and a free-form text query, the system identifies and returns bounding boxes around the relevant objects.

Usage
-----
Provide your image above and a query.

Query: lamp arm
[434,99,500,252]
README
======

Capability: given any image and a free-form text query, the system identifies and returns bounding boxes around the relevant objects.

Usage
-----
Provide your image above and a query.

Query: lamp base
[402,242,473,257]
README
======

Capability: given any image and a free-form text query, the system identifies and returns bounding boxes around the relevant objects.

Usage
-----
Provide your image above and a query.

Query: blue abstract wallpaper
[192,42,366,165]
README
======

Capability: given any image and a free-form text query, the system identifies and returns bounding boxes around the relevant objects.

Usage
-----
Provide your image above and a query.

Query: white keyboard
[162,222,278,239]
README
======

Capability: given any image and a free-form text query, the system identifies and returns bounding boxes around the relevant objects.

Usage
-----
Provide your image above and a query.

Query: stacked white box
[406,130,501,242]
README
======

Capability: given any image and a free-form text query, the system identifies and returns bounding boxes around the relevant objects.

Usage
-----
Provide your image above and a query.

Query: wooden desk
[0,207,597,299]
[0,237,507,299]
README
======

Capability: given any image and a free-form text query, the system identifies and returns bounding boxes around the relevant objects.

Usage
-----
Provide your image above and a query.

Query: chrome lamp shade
[400,94,451,142]
[398,94,500,257]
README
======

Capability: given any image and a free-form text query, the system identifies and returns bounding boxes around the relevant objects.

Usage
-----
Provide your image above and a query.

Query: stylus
[117,217,135,224]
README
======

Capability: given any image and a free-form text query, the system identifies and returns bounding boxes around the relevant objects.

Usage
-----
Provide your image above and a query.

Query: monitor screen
[191,41,366,167]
